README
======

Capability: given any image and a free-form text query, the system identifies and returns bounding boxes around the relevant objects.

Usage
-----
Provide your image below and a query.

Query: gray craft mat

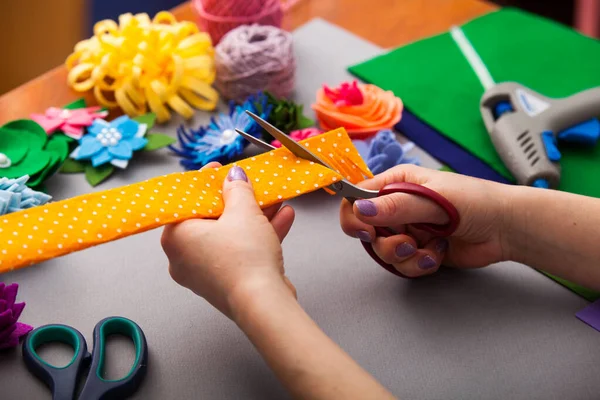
[1,18,599,400]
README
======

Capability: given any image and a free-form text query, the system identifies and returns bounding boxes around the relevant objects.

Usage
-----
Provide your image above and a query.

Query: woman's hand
[161,162,296,319]
[340,164,513,277]
[162,163,396,400]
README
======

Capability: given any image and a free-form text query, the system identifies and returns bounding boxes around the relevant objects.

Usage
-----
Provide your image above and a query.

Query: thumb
[353,192,448,227]
[222,166,262,217]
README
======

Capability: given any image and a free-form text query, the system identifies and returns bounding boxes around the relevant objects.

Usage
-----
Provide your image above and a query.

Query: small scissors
[236,111,461,278]
[22,316,148,400]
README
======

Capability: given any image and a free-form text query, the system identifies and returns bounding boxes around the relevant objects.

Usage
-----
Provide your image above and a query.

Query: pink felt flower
[271,127,323,148]
[0,283,33,350]
[323,80,364,107]
[31,106,108,140]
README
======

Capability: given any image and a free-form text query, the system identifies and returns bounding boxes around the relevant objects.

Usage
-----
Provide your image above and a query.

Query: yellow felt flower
[66,11,219,123]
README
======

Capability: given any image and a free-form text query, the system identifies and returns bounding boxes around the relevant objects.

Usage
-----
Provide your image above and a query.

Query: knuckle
[378,195,401,218]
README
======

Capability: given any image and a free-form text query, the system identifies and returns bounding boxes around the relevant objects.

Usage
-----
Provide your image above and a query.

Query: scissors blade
[235,129,276,151]
[243,111,378,201]
[245,111,336,171]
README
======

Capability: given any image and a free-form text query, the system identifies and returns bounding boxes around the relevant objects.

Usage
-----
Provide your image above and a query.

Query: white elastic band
[450,25,495,90]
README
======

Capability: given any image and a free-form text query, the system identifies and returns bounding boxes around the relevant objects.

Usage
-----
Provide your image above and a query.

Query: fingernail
[227,166,247,182]
[356,230,372,242]
[418,255,437,270]
[355,200,378,217]
[436,238,449,253]
[395,242,416,257]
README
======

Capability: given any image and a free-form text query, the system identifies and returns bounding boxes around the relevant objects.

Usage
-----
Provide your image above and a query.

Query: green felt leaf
[85,163,114,187]
[133,113,157,130]
[0,148,51,179]
[60,158,86,173]
[49,133,76,152]
[45,136,70,161]
[143,133,176,151]
[30,137,71,184]
[3,119,47,139]
[64,98,87,110]
[0,129,29,165]
[27,152,60,187]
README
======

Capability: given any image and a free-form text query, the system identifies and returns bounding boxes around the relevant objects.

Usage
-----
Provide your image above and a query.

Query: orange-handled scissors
[236,111,460,278]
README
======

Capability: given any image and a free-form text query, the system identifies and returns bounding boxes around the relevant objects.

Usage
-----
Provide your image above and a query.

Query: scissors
[236,111,461,278]
[22,316,148,400]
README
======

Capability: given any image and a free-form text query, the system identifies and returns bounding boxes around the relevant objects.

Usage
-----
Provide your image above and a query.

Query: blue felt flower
[170,94,272,170]
[355,129,419,175]
[70,116,148,169]
[0,175,51,215]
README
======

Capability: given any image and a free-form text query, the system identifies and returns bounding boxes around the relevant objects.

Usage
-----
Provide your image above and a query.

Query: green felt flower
[0,119,70,189]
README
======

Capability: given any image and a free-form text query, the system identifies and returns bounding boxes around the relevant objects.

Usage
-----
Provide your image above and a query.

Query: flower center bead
[60,109,71,119]
[220,129,238,145]
[96,127,123,147]
[0,153,11,168]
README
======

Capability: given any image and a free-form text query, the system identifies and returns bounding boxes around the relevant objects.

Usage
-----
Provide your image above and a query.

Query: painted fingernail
[395,242,416,257]
[356,230,372,242]
[436,238,449,253]
[227,166,248,182]
[418,255,437,270]
[355,200,378,216]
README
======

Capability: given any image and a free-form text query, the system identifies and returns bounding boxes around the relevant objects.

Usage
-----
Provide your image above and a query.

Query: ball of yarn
[193,0,283,44]
[215,24,295,103]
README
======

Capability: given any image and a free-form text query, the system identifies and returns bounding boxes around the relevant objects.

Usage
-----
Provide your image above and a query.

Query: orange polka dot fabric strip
[0,128,372,273]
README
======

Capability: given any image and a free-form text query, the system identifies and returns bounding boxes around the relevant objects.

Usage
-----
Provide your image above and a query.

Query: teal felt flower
[61,113,176,186]
[71,116,148,169]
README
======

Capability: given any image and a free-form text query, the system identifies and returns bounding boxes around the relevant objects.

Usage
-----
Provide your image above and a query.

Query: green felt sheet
[349,7,600,198]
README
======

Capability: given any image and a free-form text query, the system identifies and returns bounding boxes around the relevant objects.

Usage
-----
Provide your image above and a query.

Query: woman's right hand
[340,164,515,277]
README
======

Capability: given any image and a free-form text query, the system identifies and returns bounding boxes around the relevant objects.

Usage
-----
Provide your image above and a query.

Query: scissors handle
[22,324,90,400]
[78,316,148,400]
[22,316,148,400]
[360,182,460,278]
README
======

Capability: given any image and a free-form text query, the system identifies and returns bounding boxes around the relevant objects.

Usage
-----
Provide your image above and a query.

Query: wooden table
[0,0,496,125]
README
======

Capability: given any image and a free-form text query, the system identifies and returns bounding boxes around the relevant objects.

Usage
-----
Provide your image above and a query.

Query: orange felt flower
[0,128,372,273]
[312,82,403,140]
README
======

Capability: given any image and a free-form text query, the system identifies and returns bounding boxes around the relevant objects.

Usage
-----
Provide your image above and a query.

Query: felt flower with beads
[170,97,271,169]
[61,113,176,186]
[0,119,70,189]
[71,116,148,169]
[0,283,33,350]
[0,175,52,216]
[30,105,108,140]
[355,129,419,175]
[271,127,323,148]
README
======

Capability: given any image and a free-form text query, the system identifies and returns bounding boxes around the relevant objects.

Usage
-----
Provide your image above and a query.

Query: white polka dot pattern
[0,128,372,272]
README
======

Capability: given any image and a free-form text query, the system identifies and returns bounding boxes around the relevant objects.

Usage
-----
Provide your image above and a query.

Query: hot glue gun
[480,83,600,188]
[450,26,600,189]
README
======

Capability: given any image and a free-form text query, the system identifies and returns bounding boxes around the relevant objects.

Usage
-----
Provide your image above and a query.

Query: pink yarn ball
[193,0,283,44]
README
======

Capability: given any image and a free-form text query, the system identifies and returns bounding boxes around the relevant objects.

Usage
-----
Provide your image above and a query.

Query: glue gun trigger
[557,118,600,146]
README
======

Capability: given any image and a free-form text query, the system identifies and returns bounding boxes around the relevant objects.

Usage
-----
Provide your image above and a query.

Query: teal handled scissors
[22,316,148,400]
[236,111,460,278]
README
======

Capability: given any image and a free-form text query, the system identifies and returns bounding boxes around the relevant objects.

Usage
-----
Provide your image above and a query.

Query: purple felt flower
[0,283,33,350]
